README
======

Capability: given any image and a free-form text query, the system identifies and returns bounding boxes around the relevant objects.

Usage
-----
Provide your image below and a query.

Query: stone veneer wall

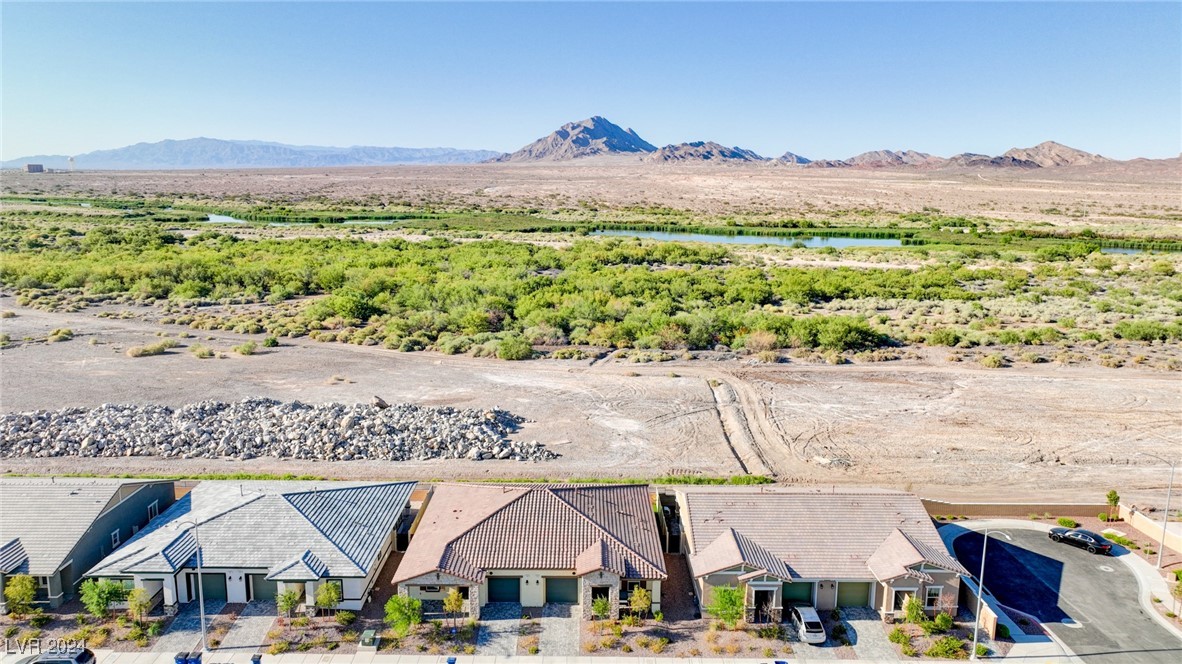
[579,571,621,620]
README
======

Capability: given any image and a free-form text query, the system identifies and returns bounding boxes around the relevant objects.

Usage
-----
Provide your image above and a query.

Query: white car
[788,602,827,644]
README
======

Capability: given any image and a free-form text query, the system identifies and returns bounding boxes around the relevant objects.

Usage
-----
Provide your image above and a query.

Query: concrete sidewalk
[20,654,924,664]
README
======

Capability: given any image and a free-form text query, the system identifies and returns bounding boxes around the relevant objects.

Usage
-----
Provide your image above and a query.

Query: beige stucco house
[392,484,666,620]
[678,487,967,623]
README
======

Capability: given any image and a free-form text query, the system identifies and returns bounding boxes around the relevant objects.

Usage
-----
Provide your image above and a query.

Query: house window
[112,577,136,591]
[36,576,50,589]
[591,586,611,601]
[326,579,344,597]
[421,585,441,593]
[148,500,159,520]
[893,590,915,611]
[924,586,943,609]
[111,530,121,549]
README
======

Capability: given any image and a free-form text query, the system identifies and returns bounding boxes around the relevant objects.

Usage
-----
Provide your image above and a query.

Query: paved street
[953,528,1182,664]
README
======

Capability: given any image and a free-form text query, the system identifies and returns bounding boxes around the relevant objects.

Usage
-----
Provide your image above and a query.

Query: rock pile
[0,399,556,462]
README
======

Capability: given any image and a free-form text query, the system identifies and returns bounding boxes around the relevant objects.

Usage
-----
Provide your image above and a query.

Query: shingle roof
[682,487,965,580]
[393,484,666,585]
[0,478,166,576]
[87,481,414,580]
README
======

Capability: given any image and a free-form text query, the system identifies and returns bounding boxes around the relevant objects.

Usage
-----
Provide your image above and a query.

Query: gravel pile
[0,398,556,462]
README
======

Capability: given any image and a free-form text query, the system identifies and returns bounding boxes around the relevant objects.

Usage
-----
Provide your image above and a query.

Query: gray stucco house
[0,478,176,612]
[86,481,416,613]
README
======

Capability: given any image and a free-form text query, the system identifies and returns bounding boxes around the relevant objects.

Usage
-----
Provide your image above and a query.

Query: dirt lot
[5,159,1181,232]
[2,295,1178,506]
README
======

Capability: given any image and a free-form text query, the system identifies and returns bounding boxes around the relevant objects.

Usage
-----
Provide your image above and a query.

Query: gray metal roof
[0,478,168,576]
[87,481,415,580]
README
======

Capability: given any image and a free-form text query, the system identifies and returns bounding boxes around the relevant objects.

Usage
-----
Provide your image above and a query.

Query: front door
[752,589,775,623]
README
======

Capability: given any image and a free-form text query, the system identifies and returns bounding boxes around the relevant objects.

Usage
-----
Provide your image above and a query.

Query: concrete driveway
[952,528,1182,664]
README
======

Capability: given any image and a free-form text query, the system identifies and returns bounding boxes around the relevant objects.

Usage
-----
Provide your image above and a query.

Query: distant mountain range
[490,118,1119,170]
[2,137,500,170]
[5,119,1137,171]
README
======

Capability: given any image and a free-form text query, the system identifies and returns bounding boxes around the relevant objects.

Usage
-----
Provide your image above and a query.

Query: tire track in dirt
[705,378,771,476]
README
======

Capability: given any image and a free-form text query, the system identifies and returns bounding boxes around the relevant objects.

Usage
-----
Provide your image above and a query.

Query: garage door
[488,577,520,603]
[198,573,227,602]
[782,582,813,604]
[836,581,871,607]
[544,578,578,604]
[249,575,278,602]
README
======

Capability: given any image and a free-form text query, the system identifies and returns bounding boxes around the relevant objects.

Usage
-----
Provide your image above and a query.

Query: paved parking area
[536,603,579,655]
[217,601,277,651]
[476,602,521,655]
[153,600,227,653]
[953,529,1182,664]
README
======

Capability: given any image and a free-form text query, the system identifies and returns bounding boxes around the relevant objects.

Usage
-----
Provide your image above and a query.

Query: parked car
[10,649,96,664]
[787,602,827,644]
[1048,527,1112,554]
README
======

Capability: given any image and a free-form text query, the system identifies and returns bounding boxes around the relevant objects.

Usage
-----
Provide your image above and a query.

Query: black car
[11,649,96,664]
[1048,527,1112,554]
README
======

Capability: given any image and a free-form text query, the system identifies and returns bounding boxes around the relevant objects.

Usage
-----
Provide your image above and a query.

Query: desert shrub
[975,644,990,657]
[744,329,779,352]
[146,620,163,636]
[268,641,290,655]
[190,344,214,358]
[496,334,534,360]
[1057,517,1079,528]
[233,341,258,355]
[889,627,909,645]
[335,610,356,626]
[263,336,279,347]
[979,353,1007,368]
[48,328,74,342]
[126,339,179,357]
[28,609,52,628]
[934,612,954,632]
[925,636,967,659]
[927,328,962,346]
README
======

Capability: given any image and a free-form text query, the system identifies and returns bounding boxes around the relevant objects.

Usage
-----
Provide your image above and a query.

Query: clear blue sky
[3,1,1179,160]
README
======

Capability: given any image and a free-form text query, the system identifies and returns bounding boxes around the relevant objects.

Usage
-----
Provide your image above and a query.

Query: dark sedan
[1048,527,1112,554]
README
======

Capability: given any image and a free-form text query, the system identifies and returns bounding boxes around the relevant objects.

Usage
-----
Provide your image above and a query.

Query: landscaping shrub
[996,624,1010,639]
[904,597,926,625]
[889,627,909,645]
[934,612,954,632]
[28,610,52,628]
[335,610,356,626]
[925,635,968,659]
[1057,517,1079,528]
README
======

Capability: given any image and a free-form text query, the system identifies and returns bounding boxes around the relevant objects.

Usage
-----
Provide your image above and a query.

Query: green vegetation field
[2,196,1180,368]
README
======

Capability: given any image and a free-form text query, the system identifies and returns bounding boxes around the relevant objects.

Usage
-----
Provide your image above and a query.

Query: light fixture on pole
[1137,452,1177,569]
[971,529,1011,660]
[173,519,207,652]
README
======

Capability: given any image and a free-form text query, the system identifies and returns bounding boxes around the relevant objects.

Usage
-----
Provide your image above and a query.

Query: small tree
[591,596,612,620]
[3,574,37,617]
[629,586,652,619]
[1106,490,1120,520]
[442,588,465,633]
[314,582,342,617]
[704,585,745,629]
[127,587,152,625]
[384,594,423,638]
[904,596,926,625]
[277,589,302,622]
[1172,579,1182,615]
[80,579,125,619]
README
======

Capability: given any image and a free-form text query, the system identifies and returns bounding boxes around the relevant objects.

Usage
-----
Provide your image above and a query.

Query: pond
[205,214,401,225]
[590,229,903,248]
[1100,247,1143,255]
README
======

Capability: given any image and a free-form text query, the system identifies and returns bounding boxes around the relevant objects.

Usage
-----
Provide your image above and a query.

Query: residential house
[392,484,667,620]
[0,478,175,612]
[85,481,416,614]
[678,487,967,622]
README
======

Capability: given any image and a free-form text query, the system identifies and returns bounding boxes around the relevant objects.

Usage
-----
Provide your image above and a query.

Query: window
[36,576,50,589]
[893,590,914,611]
[421,585,441,593]
[112,577,135,591]
[148,500,159,520]
[110,530,121,549]
[924,586,943,609]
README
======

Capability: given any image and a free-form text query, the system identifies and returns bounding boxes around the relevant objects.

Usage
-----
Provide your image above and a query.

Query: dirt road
[2,297,1179,505]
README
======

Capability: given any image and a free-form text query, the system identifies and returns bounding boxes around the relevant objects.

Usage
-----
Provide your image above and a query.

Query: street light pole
[971,529,1011,661]
[1137,452,1177,569]
[176,520,207,652]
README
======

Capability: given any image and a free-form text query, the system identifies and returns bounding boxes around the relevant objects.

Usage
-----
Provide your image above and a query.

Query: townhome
[85,481,416,614]
[0,478,176,611]
[678,487,967,622]
[393,483,667,620]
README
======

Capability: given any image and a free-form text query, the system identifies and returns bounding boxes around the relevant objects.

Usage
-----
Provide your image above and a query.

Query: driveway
[154,600,227,653]
[952,528,1182,664]
[216,600,277,651]
[537,603,579,655]
[476,602,521,655]
[787,606,898,661]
